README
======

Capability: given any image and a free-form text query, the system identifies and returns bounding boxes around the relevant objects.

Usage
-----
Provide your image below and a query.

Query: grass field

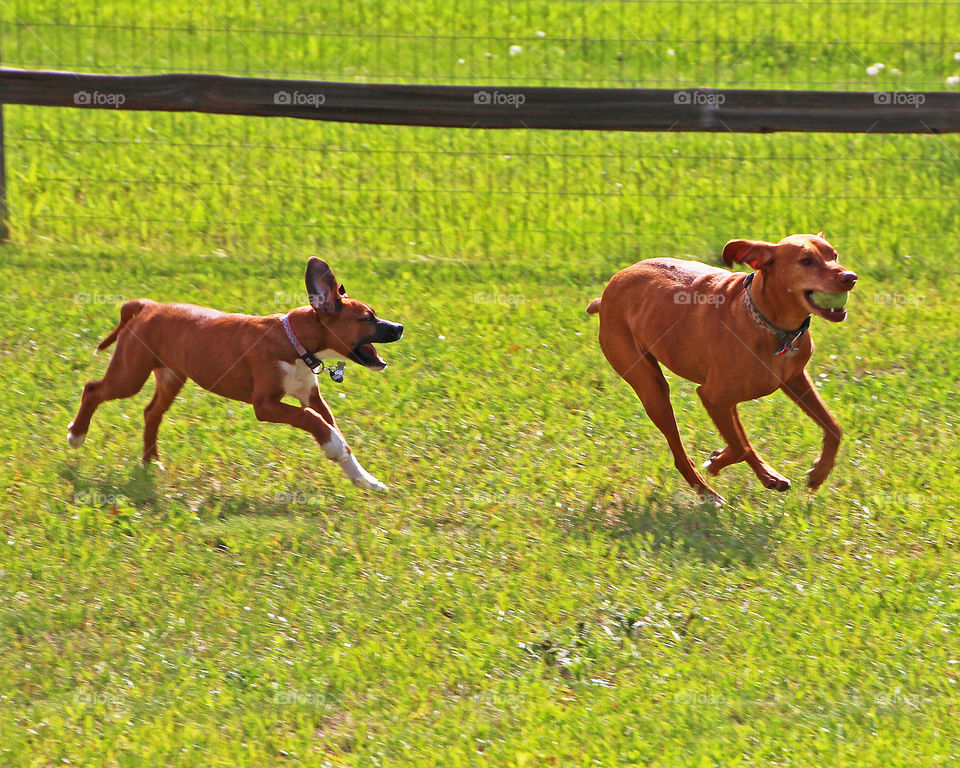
[2,2,960,766]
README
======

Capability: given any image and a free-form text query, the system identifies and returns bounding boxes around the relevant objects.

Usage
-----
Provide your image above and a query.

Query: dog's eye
[800,257,814,267]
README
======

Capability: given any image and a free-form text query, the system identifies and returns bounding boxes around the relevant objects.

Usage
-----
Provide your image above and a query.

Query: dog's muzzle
[349,319,404,369]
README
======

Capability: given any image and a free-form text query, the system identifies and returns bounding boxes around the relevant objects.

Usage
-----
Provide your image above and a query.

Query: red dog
[69,258,403,491]
[587,233,857,504]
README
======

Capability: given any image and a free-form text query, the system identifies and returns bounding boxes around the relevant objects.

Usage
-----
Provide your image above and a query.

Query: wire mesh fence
[2,1,959,265]
[5,0,960,88]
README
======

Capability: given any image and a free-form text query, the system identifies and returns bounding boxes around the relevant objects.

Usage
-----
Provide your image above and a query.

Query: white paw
[321,430,349,462]
[350,471,388,492]
[67,425,86,449]
[338,453,387,492]
[702,449,724,472]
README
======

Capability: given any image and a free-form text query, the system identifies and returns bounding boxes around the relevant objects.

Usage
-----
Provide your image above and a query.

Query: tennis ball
[809,291,848,310]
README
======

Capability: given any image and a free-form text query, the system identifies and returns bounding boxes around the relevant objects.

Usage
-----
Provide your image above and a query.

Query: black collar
[281,314,346,382]
[742,273,810,357]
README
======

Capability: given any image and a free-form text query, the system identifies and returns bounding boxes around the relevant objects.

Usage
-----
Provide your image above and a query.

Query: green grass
[2,1,960,765]
[2,245,959,766]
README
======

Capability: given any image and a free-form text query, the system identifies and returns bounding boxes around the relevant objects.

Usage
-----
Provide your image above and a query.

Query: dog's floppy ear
[305,257,341,315]
[722,239,776,270]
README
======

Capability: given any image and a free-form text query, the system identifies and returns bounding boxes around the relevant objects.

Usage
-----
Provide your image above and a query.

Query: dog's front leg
[697,388,791,492]
[253,395,386,492]
[781,371,842,490]
[307,389,387,492]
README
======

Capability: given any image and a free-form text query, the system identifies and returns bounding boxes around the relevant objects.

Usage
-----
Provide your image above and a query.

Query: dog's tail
[96,299,149,351]
[585,298,602,315]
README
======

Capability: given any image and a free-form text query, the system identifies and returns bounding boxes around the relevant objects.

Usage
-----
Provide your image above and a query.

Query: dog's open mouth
[805,290,849,322]
[350,342,387,370]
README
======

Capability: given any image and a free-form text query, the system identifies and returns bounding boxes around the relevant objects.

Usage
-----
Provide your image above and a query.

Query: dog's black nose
[376,320,404,342]
[839,271,858,289]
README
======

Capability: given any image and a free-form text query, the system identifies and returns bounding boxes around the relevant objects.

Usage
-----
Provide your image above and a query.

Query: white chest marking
[278,360,317,406]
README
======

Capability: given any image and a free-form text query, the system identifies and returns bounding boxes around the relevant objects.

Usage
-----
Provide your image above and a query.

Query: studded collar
[742,273,810,357]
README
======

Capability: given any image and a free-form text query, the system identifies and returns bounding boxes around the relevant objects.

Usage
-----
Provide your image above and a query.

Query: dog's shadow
[60,462,339,521]
[60,462,162,510]
[577,485,783,567]
[60,464,779,566]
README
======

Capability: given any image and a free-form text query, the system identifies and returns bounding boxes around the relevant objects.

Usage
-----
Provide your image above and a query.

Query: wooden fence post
[0,50,8,241]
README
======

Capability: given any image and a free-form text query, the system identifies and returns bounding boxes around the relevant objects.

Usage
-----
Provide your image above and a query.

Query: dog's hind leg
[702,408,776,476]
[703,445,740,475]
[142,367,186,466]
[601,337,725,505]
[69,332,156,449]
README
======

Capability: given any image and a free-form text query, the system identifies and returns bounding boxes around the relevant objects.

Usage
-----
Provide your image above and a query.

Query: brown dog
[587,233,857,504]
[68,258,403,491]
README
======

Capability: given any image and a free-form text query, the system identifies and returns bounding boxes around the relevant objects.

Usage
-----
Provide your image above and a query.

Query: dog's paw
[806,469,826,491]
[762,477,791,491]
[350,472,388,493]
[696,486,726,507]
[806,461,834,491]
[759,472,791,492]
[702,448,726,475]
[337,452,388,492]
[67,424,86,449]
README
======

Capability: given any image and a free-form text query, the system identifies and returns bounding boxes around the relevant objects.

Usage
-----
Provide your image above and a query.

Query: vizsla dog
[587,233,857,504]
[68,258,403,491]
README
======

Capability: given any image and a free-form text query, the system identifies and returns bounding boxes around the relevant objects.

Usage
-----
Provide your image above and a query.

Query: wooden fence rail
[1,67,959,134]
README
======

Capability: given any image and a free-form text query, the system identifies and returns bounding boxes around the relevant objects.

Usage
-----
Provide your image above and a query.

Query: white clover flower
[947,75,960,86]
[509,45,523,56]
[536,30,546,38]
